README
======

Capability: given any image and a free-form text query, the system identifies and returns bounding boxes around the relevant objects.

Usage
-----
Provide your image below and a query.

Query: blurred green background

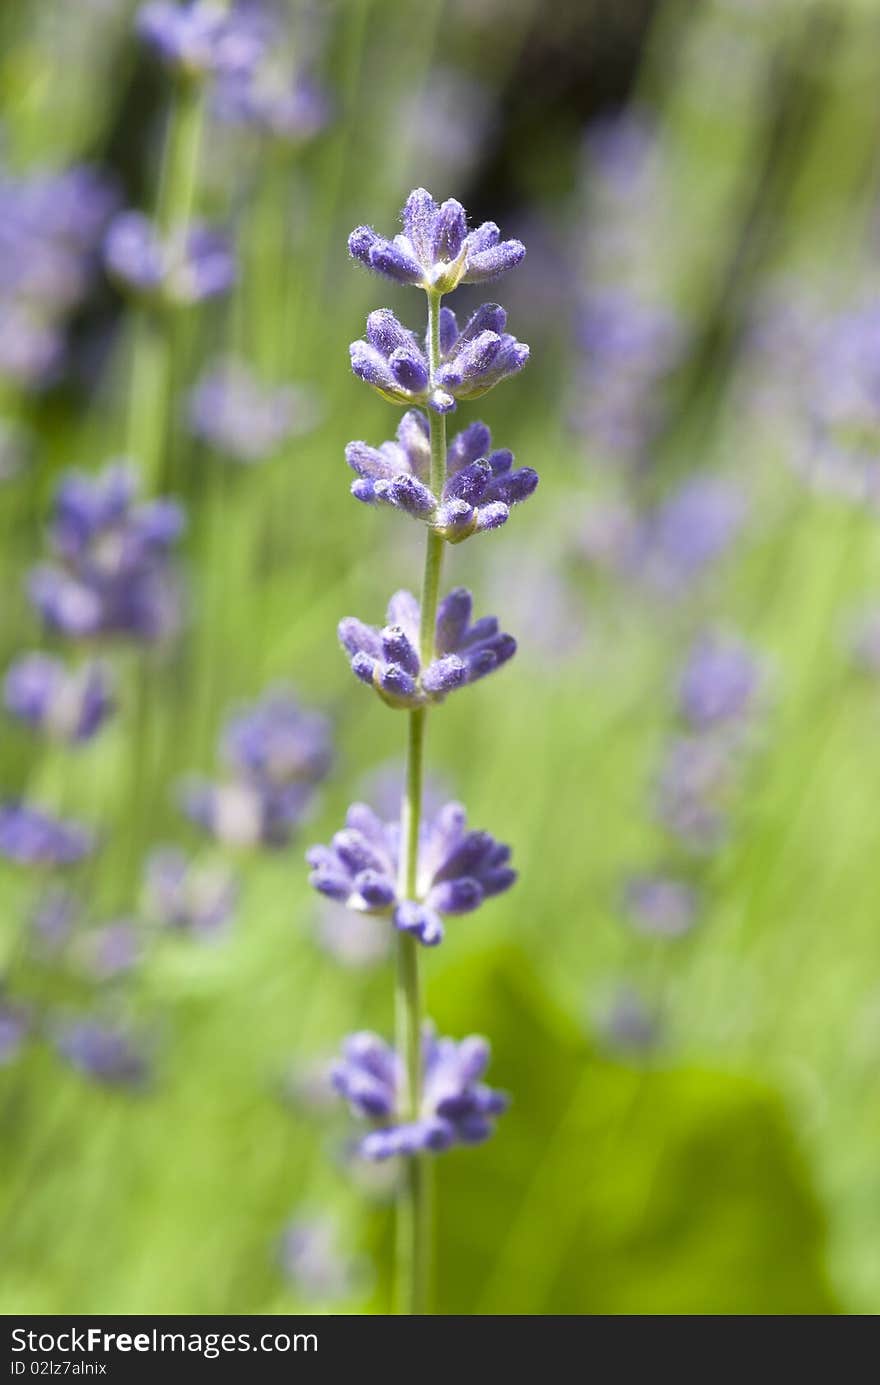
[2,0,880,1315]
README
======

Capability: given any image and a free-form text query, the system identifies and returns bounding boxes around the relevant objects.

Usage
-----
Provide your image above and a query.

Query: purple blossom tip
[347,190,526,293]
[0,802,94,868]
[4,654,114,744]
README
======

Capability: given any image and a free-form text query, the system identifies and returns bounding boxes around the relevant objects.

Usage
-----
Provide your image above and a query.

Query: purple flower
[4,653,114,743]
[0,1001,31,1065]
[278,1217,363,1303]
[348,187,525,293]
[331,1026,509,1159]
[596,984,662,1057]
[217,65,330,143]
[350,304,528,412]
[0,304,64,391]
[307,800,516,947]
[349,310,453,414]
[346,409,537,542]
[339,587,515,711]
[188,358,319,463]
[655,735,737,852]
[143,846,239,936]
[640,476,747,590]
[29,887,80,956]
[76,922,143,981]
[624,874,700,938]
[28,462,185,643]
[55,1019,149,1087]
[137,1,261,78]
[0,803,94,867]
[104,211,235,305]
[182,689,332,849]
[678,633,761,730]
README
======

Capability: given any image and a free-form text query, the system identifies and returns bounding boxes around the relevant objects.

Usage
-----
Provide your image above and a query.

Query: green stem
[394,290,447,1315]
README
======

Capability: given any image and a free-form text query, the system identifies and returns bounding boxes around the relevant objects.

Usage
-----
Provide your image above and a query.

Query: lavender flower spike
[104,211,235,306]
[4,653,114,744]
[331,1026,509,1158]
[137,1,260,80]
[347,410,538,543]
[306,800,516,947]
[678,633,761,730]
[339,588,516,709]
[349,188,525,294]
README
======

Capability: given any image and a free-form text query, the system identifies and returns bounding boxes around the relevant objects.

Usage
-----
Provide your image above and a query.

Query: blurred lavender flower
[143,846,239,936]
[332,1027,508,1159]
[315,902,390,969]
[307,800,516,947]
[104,212,235,305]
[0,803,94,868]
[655,734,737,853]
[624,874,700,939]
[137,0,261,79]
[76,922,143,981]
[217,62,329,143]
[29,887,80,957]
[596,984,662,1057]
[28,463,185,643]
[639,476,747,591]
[339,587,515,710]
[0,1001,31,1065]
[4,653,114,744]
[182,689,332,849]
[188,358,318,464]
[349,187,525,294]
[0,305,64,391]
[278,1217,363,1303]
[346,409,537,542]
[678,633,761,730]
[55,1019,149,1087]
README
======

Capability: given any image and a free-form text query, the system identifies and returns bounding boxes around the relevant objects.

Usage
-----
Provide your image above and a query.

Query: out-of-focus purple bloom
[655,734,737,852]
[55,1019,149,1087]
[339,587,515,710]
[182,689,332,849]
[217,65,329,142]
[346,409,537,542]
[104,211,235,305]
[77,922,143,981]
[28,463,185,644]
[29,887,80,956]
[349,187,525,294]
[596,984,662,1057]
[678,633,761,730]
[315,902,391,969]
[573,291,687,462]
[143,847,239,936]
[0,1001,31,1065]
[278,1217,363,1303]
[137,0,262,78]
[188,358,319,463]
[307,800,516,947]
[639,476,747,590]
[0,304,64,390]
[0,803,94,868]
[4,653,114,743]
[331,1026,509,1159]
[624,874,700,938]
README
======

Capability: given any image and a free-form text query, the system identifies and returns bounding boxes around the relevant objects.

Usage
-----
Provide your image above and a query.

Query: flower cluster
[350,303,528,414]
[137,0,261,80]
[55,1019,149,1088]
[143,846,239,936]
[104,212,235,306]
[188,358,318,464]
[182,688,332,848]
[331,1028,509,1159]
[349,188,525,294]
[4,653,114,744]
[28,463,185,643]
[308,800,516,947]
[339,588,515,710]
[346,410,537,542]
